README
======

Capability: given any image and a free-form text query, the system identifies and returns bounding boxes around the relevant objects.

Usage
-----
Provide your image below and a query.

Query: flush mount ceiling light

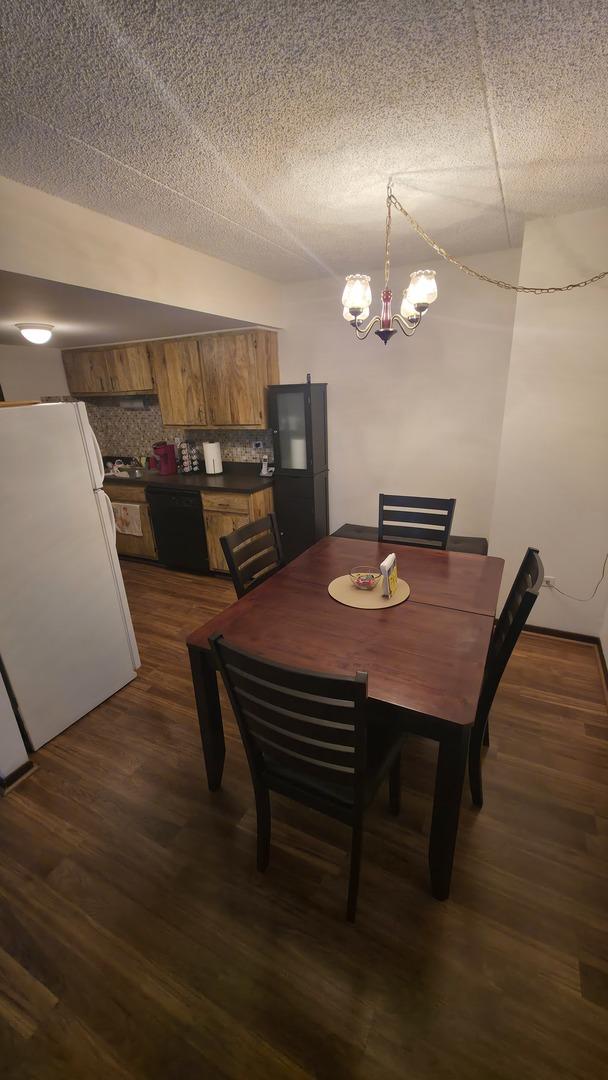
[15,323,54,345]
[342,181,608,347]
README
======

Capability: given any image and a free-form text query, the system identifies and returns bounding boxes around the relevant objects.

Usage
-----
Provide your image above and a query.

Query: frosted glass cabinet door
[276,391,308,470]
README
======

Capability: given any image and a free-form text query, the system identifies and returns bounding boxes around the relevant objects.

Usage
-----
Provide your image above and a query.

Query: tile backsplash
[84,400,273,463]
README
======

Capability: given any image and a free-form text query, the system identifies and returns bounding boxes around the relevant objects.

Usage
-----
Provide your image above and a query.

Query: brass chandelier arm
[353,315,381,340]
[387,186,608,295]
[392,313,420,336]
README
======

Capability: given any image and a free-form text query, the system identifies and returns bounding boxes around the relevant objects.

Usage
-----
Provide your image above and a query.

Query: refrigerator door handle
[102,491,117,543]
[89,425,105,489]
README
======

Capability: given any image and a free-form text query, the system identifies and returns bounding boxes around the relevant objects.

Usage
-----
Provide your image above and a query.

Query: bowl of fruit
[349,565,381,591]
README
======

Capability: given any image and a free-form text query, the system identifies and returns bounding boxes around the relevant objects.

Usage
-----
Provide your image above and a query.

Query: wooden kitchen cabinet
[105,483,158,561]
[202,488,274,572]
[63,344,153,395]
[200,330,279,428]
[63,329,279,426]
[106,345,153,393]
[150,339,207,426]
[63,350,112,394]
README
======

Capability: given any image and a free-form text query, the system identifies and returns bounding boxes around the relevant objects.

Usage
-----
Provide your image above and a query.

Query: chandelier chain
[387,185,608,295]
[384,189,392,289]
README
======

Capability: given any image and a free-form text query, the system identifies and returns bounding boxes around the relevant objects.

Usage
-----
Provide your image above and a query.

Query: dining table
[186,536,504,900]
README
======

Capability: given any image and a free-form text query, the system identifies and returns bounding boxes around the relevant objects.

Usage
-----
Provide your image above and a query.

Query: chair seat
[262,719,406,809]
[331,523,488,556]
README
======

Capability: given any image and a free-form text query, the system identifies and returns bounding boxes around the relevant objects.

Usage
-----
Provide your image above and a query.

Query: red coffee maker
[150,442,177,475]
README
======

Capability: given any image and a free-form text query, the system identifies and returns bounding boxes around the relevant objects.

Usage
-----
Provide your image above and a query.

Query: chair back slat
[220,513,284,598]
[227,665,359,733]
[483,547,543,709]
[211,636,368,793]
[378,494,456,550]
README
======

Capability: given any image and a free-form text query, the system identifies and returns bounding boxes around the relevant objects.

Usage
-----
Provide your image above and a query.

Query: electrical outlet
[253,440,263,449]
[543,576,556,588]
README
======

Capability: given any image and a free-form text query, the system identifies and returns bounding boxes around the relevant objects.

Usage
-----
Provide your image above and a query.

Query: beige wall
[0,344,68,400]
[0,177,283,328]
[279,248,521,539]
[490,207,608,636]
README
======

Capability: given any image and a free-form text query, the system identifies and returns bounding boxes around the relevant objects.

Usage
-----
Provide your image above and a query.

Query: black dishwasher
[146,486,209,573]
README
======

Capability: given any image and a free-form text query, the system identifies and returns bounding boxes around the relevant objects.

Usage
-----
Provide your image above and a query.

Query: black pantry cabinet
[267,379,329,562]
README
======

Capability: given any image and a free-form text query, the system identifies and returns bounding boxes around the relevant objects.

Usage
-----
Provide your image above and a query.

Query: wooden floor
[1,561,607,1079]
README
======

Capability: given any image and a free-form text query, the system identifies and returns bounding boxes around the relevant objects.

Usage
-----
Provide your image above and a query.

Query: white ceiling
[0,1,606,282]
[0,271,250,349]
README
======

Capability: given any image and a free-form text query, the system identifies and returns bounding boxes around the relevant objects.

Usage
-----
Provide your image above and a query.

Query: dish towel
[113,502,143,537]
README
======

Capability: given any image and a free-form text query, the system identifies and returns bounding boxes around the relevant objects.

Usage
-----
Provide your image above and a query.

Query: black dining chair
[378,494,456,551]
[210,634,407,921]
[469,547,543,808]
[220,513,284,599]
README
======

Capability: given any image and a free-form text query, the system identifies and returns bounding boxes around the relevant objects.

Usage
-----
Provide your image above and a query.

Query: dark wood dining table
[186,536,504,900]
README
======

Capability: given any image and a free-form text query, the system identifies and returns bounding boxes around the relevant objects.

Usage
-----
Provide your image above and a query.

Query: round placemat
[328,575,411,609]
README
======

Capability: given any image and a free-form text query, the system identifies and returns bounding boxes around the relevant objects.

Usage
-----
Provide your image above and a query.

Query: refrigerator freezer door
[0,403,139,750]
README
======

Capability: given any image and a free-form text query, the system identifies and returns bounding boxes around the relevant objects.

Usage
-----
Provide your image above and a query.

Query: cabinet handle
[99,377,103,390]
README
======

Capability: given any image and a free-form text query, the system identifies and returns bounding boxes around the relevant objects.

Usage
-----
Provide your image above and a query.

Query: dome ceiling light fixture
[342,180,608,347]
[15,323,55,345]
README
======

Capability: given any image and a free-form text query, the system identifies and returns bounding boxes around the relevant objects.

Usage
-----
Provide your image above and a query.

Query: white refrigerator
[0,402,140,754]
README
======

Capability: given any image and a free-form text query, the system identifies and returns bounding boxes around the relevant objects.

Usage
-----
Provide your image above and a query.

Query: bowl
[349,565,381,591]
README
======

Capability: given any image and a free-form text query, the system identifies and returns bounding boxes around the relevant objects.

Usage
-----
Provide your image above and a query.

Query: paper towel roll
[203,442,223,474]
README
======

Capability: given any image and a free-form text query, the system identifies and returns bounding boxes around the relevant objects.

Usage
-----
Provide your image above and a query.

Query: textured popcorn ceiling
[0,1,606,282]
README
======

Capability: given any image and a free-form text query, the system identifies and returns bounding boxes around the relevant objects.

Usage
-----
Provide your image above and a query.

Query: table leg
[428,726,470,900]
[187,644,225,791]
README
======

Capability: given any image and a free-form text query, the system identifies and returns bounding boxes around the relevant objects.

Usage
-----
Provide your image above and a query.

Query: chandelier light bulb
[400,292,419,322]
[406,270,438,308]
[16,323,54,345]
[341,274,372,314]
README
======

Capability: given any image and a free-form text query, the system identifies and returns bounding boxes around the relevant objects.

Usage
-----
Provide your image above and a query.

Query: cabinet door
[151,340,207,426]
[106,345,154,393]
[63,350,111,394]
[201,333,263,427]
[115,504,158,560]
[204,511,248,572]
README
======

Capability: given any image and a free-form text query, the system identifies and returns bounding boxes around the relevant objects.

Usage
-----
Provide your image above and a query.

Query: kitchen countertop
[103,466,274,495]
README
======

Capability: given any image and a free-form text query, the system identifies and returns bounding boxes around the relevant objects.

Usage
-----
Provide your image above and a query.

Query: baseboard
[0,759,35,794]
[525,623,608,690]
[526,624,600,645]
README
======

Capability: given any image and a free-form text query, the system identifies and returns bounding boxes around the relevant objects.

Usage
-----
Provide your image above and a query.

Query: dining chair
[469,547,543,808]
[378,494,456,550]
[220,513,284,599]
[209,633,407,921]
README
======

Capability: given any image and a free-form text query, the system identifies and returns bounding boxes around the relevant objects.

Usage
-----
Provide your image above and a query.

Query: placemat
[327,575,411,609]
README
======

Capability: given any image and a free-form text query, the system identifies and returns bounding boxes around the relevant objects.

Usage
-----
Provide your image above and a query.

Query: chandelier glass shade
[340,188,438,345]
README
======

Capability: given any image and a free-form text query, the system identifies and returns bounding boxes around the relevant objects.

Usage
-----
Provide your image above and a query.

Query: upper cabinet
[62,329,279,430]
[63,345,153,395]
[200,331,277,427]
[149,339,207,426]
[106,345,154,393]
[63,350,112,394]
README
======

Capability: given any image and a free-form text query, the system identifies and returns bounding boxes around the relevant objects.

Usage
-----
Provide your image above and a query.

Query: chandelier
[341,184,437,345]
[342,180,608,346]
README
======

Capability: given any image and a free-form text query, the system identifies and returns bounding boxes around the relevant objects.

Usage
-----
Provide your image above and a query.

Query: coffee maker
[150,442,177,475]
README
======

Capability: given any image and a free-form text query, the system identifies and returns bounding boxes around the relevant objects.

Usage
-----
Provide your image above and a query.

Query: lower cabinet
[202,489,274,573]
[105,483,158,561]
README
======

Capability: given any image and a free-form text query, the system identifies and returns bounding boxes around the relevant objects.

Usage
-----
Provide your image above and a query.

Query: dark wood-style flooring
[1,561,607,1079]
